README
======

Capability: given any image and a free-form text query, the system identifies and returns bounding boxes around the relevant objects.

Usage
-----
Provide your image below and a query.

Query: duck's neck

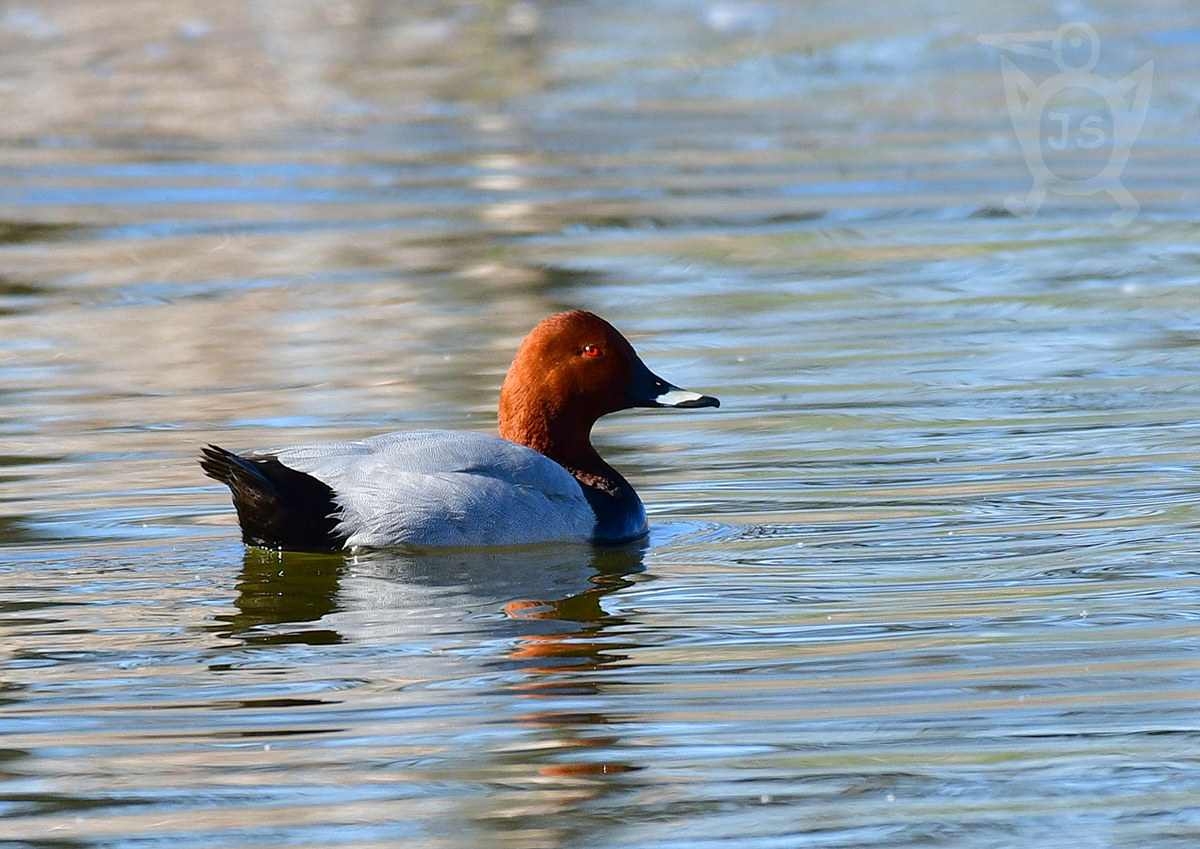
[499,401,619,487]
[499,394,647,544]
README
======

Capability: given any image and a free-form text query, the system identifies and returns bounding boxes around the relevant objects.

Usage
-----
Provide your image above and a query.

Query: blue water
[2,1,1200,846]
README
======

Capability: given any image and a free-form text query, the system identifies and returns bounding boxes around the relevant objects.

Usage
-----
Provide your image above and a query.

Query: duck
[201,310,719,551]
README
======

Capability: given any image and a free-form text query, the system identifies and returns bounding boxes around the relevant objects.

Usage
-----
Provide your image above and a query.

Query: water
[3,1,1200,846]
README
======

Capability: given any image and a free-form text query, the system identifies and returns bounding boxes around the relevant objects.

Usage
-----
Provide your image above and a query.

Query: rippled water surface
[3,1,1200,846]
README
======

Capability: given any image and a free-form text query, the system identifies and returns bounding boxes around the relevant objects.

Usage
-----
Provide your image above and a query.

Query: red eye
[582,344,602,358]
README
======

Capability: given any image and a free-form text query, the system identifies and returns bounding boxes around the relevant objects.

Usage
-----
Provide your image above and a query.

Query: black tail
[200,445,345,551]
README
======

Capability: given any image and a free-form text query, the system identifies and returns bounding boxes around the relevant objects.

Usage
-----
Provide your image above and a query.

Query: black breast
[572,470,648,545]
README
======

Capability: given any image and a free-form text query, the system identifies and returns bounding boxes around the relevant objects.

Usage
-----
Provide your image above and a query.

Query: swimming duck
[201,310,719,551]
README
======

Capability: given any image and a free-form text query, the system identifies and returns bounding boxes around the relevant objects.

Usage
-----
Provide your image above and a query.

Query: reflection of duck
[201,311,718,551]
[212,547,345,646]
[214,539,647,812]
[337,544,643,652]
[214,543,642,650]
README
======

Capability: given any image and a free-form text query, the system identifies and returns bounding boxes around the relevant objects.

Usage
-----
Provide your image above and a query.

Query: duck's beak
[626,356,720,409]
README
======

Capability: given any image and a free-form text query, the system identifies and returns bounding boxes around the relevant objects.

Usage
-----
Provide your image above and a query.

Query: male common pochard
[201,310,719,551]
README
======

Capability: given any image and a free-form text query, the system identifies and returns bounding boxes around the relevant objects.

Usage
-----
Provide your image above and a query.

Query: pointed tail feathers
[201,445,344,551]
